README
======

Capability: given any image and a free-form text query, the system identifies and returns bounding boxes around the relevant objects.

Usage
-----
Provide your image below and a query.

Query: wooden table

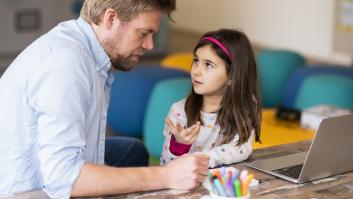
[92,140,353,199]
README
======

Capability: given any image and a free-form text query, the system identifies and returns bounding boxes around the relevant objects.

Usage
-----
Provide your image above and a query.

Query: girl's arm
[160,101,201,165]
[202,130,255,168]
[160,122,175,165]
[160,104,188,165]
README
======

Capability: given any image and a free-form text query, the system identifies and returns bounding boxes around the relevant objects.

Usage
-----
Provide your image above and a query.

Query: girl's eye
[206,62,214,69]
[193,57,199,64]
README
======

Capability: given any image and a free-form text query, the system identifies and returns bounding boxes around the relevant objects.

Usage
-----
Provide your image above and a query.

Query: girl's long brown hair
[185,29,262,145]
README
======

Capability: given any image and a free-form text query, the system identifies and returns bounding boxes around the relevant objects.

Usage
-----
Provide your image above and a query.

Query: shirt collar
[76,17,111,73]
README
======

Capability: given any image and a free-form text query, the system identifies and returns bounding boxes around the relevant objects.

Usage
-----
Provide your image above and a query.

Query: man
[0,0,209,198]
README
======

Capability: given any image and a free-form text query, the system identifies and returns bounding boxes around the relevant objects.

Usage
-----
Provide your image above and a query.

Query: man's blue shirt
[0,17,114,198]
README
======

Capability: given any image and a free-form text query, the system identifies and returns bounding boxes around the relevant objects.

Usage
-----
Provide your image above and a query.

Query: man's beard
[103,38,143,71]
[111,55,139,71]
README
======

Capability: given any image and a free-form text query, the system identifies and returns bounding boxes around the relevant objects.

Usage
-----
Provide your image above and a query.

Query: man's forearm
[71,153,209,197]
[71,163,168,197]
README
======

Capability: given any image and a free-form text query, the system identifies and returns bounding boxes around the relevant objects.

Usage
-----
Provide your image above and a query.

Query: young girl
[160,29,261,168]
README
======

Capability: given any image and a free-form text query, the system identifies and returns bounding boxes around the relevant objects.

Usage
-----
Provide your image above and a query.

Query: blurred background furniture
[107,65,189,138]
[143,77,191,158]
[257,49,306,107]
[282,65,353,109]
[160,51,193,73]
[257,64,353,149]
[294,74,353,110]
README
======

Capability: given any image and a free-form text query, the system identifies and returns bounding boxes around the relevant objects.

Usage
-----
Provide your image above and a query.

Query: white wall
[172,0,352,65]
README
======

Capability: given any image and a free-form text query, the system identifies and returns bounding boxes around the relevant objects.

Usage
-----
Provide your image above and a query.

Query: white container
[300,104,351,130]
[210,191,251,199]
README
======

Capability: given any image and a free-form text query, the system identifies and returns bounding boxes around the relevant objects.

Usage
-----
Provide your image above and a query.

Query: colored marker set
[208,167,253,198]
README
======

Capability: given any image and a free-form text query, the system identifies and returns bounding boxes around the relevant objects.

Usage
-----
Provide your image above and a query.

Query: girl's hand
[165,118,201,145]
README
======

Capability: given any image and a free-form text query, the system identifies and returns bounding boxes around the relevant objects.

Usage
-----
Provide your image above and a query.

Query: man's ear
[102,8,118,30]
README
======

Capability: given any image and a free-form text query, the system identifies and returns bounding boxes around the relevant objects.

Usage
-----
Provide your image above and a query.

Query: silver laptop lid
[247,113,353,183]
[298,113,353,183]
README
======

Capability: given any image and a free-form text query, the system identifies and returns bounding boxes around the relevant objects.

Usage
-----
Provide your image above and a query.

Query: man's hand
[162,153,209,190]
[165,118,201,145]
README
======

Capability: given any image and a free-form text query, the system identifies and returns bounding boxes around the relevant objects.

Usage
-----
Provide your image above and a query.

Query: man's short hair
[80,0,176,25]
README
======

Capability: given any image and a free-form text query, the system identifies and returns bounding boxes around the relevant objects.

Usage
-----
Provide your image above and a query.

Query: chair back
[143,77,191,157]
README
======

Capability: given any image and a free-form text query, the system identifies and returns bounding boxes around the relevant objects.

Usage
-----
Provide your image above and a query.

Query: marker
[209,175,220,195]
[234,179,241,197]
[208,172,212,180]
[228,170,232,184]
[221,167,226,177]
[242,173,254,196]
[226,181,235,197]
[232,169,239,182]
[208,173,215,190]
[221,176,227,185]
[240,169,248,182]
[213,178,227,196]
[213,170,222,182]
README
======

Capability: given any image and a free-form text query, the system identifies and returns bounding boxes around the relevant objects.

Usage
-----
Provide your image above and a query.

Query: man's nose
[142,35,154,50]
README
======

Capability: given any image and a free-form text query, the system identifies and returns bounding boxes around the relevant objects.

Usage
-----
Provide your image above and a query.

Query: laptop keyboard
[272,164,303,179]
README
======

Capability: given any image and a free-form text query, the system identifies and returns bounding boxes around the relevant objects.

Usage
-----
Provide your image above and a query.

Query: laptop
[247,113,353,183]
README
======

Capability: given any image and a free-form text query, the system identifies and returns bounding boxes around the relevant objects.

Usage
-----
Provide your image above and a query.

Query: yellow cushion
[161,52,194,73]
[253,109,315,149]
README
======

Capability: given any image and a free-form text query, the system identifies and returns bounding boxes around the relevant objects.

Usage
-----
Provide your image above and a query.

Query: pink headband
[202,36,232,61]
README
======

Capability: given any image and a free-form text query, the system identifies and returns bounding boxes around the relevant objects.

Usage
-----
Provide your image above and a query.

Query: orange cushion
[161,52,193,73]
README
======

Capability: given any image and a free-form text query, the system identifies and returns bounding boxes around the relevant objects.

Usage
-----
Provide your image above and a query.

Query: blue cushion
[108,65,189,138]
[294,74,353,110]
[257,49,305,107]
[282,66,353,108]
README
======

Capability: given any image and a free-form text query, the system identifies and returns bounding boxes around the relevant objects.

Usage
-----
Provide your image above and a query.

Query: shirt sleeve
[169,135,192,156]
[160,101,189,165]
[206,130,255,168]
[27,48,91,198]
